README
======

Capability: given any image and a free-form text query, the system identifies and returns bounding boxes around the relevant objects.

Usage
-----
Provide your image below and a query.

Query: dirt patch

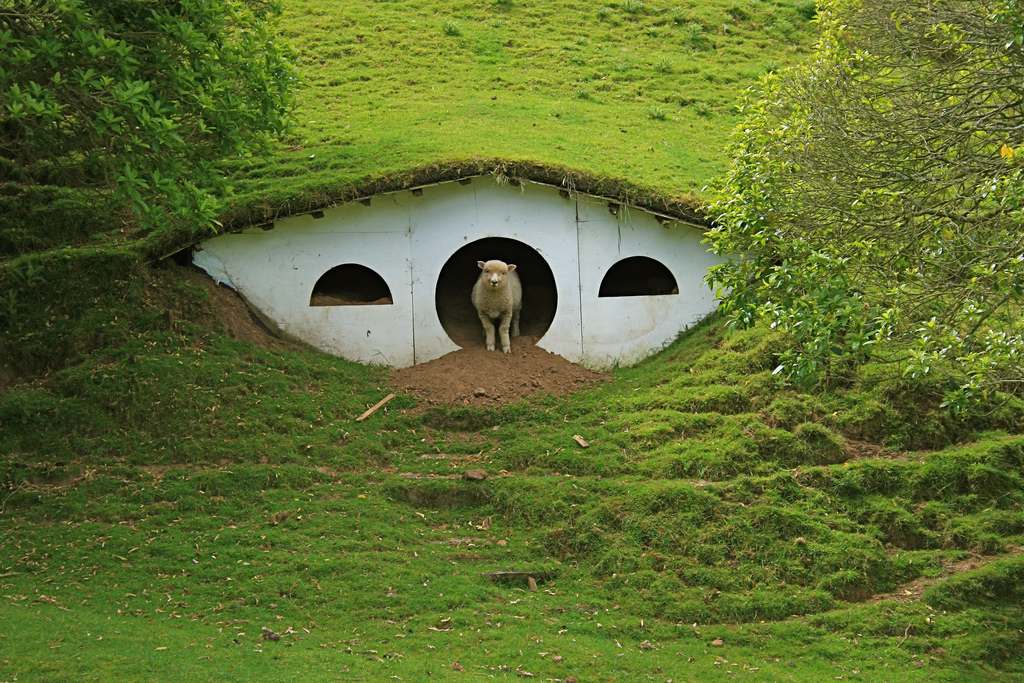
[140,465,176,485]
[174,267,302,352]
[310,293,393,306]
[868,547,1024,605]
[843,439,912,462]
[390,336,609,408]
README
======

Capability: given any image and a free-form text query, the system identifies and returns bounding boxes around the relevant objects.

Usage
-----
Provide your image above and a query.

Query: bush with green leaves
[705,0,1024,407]
[442,18,462,36]
[0,0,295,236]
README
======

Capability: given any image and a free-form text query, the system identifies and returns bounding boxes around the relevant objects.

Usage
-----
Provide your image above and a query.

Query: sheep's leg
[511,308,520,338]
[498,313,513,353]
[478,313,497,351]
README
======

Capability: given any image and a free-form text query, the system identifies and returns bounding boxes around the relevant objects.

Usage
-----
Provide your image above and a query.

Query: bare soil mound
[390,336,608,408]
[181,267,607,408]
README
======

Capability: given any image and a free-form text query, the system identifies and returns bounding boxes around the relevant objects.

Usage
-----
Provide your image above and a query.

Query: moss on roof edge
[144,156,710,259]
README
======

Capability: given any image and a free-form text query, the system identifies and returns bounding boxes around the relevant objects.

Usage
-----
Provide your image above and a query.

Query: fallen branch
[356,393,395,422]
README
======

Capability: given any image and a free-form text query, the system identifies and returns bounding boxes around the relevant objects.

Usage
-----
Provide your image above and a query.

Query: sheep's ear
[477,261,486,269]
[507,264,516,272]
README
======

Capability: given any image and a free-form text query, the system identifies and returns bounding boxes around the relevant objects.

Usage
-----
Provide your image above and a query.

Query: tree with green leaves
[705,0,1024,410]
[0,0,294,235]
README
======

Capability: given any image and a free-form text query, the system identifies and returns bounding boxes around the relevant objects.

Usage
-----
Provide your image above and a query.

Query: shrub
[769,18,796,40]
[795,1,818,20]
[442,19,462,36]
[685,22,707,47]
[693,101,713,117]
[622,0,646,15]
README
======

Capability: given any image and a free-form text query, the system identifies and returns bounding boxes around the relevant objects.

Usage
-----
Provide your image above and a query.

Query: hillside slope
[221,0,817,228]
[4,3,1024,680]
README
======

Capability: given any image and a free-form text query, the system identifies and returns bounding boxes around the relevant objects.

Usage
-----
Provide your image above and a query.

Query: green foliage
[442,18,462,36]
[794,0,819,20]
[646,105,668,121]
[0,0,295,235]
[705,0,1024,408]
[768,17,797,40]
[622,0,646,15]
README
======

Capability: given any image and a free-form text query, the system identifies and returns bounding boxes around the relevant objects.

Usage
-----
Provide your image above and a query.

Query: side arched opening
[598,256,679,297]
[310,264,393,306]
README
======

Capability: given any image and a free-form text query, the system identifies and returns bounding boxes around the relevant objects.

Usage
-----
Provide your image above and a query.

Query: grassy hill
[222,0,818,225]
[3,0,1024,680]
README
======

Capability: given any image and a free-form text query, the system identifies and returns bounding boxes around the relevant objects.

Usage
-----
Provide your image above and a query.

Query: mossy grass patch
[4,302,1024,678]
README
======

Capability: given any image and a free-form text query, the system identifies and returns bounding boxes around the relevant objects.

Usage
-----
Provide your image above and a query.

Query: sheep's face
[478,260,516,288]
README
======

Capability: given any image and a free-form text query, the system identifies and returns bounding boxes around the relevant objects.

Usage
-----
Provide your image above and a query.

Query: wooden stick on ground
[356,393,395,422]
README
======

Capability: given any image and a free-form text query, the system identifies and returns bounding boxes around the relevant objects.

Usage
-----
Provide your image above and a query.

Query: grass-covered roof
[217,0,817,230]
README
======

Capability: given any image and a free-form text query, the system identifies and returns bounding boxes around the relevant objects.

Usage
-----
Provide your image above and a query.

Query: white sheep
[471,259,522,353]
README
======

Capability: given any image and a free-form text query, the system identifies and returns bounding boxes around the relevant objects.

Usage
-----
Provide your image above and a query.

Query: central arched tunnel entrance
[435,237,557,349]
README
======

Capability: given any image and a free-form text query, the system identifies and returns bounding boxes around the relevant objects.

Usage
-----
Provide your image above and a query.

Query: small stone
[463,469,488,481]
[711,638,724,647]
[474,387,488,397]
[551,655,563,663]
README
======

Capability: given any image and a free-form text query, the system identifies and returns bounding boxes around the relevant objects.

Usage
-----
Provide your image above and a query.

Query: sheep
[471,259,522,353]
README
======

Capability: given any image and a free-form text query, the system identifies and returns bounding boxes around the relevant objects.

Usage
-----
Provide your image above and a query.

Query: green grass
[4,0,1024,679]
[3,284,1024,679]
[214,0,818,228]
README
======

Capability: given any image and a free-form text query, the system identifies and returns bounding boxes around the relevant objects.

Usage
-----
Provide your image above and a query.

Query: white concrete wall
[407,181,584,363]
[575,196,723,367]
[194,193,416,366]
[193,176,724,368]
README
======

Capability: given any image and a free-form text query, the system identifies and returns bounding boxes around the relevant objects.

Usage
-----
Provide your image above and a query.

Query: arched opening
[310,264,393,306]
[598,256,679,297]
[435,237,557,348]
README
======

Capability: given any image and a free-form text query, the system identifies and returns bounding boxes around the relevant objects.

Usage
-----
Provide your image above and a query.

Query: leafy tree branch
[1,0,296,234]
[705,0,1024,409]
